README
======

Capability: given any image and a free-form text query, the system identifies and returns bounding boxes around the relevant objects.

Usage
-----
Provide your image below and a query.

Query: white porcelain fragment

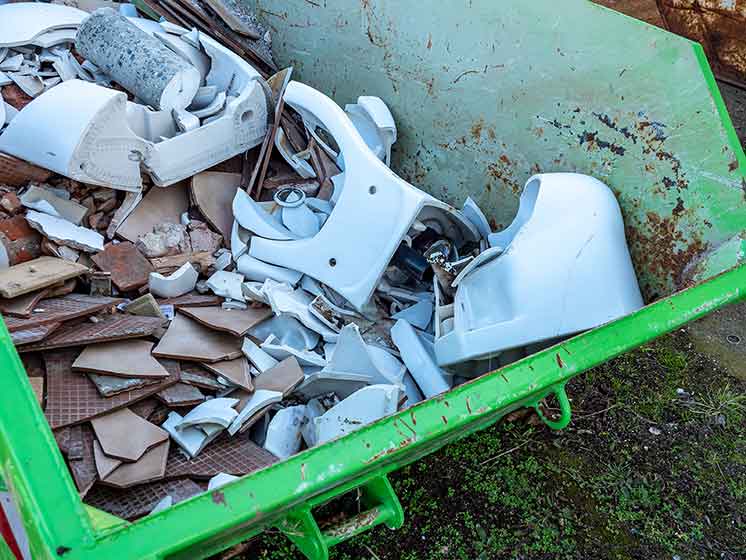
[391,319,451,398]
[191,91,226,119]
[227,389,283,435]
[274,127,316,178]
[206,270,245,302]
[149,496,173,515]
[248,315,319,352]
[172,108,200,133]
[313,384,400,445]
[232,189,296,240]
[177,398,239,430]
[148,262,199,298]
[260,334,326,367]
[321,324,402,386]
[294,370,369,400]
[250,81,479,310]
[25,210,103,253]
[163,411,221,458]
[236,254,303,286]
[436,173,645,366]
[262,280,337,342]
[462,196,492,240]
[263,405,306,459]
[230,220,250,260]
[0,3,87,48]
[207,472,239,491]
[241,337,278,373]
[189,85,218,110]
[392,299,433,330]
[0,54,23,72]
[345,96,397,166]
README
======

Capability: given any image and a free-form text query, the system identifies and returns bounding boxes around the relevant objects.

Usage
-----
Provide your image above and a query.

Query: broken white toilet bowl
[434,173,644,366]
[250,81,479,311]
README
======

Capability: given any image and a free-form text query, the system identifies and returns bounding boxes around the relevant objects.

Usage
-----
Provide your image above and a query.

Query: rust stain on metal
[441,415,448,425]
[212,490,227,506]
[555,354,565,368]
[466,397,472,414]
[301,463,306,481]
[409,410,416,426]
[364,438,414,464]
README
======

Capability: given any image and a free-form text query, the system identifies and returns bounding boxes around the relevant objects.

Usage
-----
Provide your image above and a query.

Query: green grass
[238,330,746,560]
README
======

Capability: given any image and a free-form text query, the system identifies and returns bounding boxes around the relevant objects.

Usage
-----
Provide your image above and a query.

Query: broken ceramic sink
[249,81,479,310]
[435,173,645,366]
[0,3,87,48]
[0,17,267,191]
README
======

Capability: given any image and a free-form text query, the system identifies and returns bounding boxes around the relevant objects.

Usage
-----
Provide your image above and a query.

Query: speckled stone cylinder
[75,8,200,111]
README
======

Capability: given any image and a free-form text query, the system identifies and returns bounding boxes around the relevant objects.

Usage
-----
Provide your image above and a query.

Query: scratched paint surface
[251,0,746,300]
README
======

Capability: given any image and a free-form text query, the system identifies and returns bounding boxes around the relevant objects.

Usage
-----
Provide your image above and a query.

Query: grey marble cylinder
[75,8,201,111]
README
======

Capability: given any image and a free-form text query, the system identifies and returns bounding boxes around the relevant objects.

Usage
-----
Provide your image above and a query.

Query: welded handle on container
[278,474,404,560]
[531,382,572,430]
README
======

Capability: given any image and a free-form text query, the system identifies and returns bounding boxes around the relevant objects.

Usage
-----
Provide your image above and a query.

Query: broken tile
[19,185,88,225]
[91,408,169,462]
[123,293,165,320]
[93,439,122,479]
[190,171,239,240]
[129,398,160,420]
[153,314,242,363]
[72,340,169,379]
[149,262,198,298]
[106,190,141,239]
[0,214,43,268]
[29,376,44,405]
[165,431,277,480]
[117,182,189,243]
[18,314,164,353]
[178,305,272,337]
[200,357,253,392]
[149,252,215,275]
[11,322,61,346]
[253,357,304,396]
[157,293,222,308]
[101,440,170,489]
[55,424,84,461]
[69,424,98,497]
[3,294,122,333]
[88,271,112,296]
[88,374,158,398]
[91,242,154,291]
[156,382,205,407]
[0,256,87,298]
[84,478,202,521]
[44,351,180,428]
[179,364,224,391]
[25,210,104,253]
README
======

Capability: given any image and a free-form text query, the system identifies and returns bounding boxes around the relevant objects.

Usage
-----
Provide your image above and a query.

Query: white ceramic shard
[31,28,77,48]
[462,197,492,240]
[313,384,400,445]
[321,324,400,386]
[206,270,246,302]
[232,189,296,240]
[25,210,103,253]
[294,370,369,400]
[230,220,250,260]
[391,319,451,398]
[227,389,283,435]
[163,411,220,458]
[125,102,179,142]
[148,262,199,298]
[275,187,320,239]
[242,280,269,304]
[241,337,278,373]
[0,80,147,191]
[345,96,397,166]
[450,246,503,288]
[159,20,189,35]
[248,315,319,351]
[207,472,239,491]
[263,405,306,459]
[177,397,239,430]
[392,299,433,330]
[436,173,645,366]
[260,334,326,367]
[20,185,87,225]
[236,254,303,286]
[401,372,424,407]
[149,495,173,515]
[0,3,87,48]
[262,280,337,342]
[0,54,23,72]
[192,91,226,119]
[250,81,478,310]
[189,85,218,110]
[172,108,200,133]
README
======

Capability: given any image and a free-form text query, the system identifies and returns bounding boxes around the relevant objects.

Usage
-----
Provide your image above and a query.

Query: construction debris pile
[0,2,645,521]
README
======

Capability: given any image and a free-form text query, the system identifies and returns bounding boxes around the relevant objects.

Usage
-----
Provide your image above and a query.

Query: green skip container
[1,1,745,558]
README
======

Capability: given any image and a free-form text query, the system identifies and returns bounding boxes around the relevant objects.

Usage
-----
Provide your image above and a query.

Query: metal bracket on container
[529,382,572,430]
[277,474,404,560]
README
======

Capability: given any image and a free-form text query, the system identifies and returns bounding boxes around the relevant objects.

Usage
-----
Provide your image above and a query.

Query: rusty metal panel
[657,0,746,89]
[252,0,746,300]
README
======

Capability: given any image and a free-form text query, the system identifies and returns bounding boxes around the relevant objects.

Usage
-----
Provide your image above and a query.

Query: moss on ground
[235,327,746,560]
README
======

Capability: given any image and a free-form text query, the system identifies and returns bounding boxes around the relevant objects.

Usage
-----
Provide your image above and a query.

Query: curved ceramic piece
[233,190,296,240]
[462,196,492,241]
[275,127,316,178]
[345,95,397,165]
[313,384,400,445]
[250,81,478,310]
[236,253,303,286]
[149,262,198,298]
[0,79,148,191]
[191,91,226,119]
[0,3,87,48]
[435,173,645,366]
[260,334,326,367]
[177,397,239,429]
[391,319,451,398]
[231,220,250,260]
[248,315,319,352]
[392,299,433,330]
[264,405,306,459]
[263,280,338,342]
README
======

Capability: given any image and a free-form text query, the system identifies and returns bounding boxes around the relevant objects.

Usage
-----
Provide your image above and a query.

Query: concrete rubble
[0,0,644,524]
